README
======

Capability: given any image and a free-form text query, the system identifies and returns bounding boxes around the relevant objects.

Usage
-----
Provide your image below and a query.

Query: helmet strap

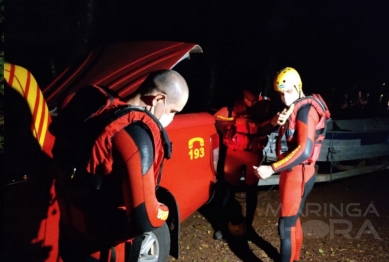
[294,85,301,98]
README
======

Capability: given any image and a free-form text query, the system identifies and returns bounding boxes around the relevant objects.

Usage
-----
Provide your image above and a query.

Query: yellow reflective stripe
[28,74,49,148]
[26,73,39,118]
[37,95,50,147]
[22,69,40,141]
[273,145,301,169]
[216,116,234,121]
[5,63,49,148]
[33,87,43,138]
[4,63,12,88]
[5,64,26,97]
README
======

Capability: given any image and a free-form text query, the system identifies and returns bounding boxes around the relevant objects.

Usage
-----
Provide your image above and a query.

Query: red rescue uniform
[271,95,329,262]
[224,100,270,186]
[55,88,169,261]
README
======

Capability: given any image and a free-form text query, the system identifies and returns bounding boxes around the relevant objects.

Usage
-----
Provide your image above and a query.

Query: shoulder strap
[293,94,330,118]
[108,105,172,160]
[292,94,331,141]
[52,86,172,175]
[72,105,172,190]
[107,106,172,190]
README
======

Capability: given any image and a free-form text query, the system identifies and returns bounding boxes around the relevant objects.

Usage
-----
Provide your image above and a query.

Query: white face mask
[281,90,300,106]
[158,98,174,128]
[159,112,174,127]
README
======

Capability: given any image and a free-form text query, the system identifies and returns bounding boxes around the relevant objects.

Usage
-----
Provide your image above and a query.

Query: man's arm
[271,105,319,173]
[257,118,278,136]
[113,123,168,232]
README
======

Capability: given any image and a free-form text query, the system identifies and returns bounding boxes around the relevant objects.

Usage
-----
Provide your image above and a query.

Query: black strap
[74,105,172,189]
[109,105,172,160]
[155,160,164,190]
[110,247,116,262]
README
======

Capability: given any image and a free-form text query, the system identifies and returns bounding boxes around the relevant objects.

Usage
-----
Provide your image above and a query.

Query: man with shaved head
[56,69,189,261]
[127,69,189,127]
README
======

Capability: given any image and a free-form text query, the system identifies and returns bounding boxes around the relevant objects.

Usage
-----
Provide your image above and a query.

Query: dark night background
[6,0,389,114]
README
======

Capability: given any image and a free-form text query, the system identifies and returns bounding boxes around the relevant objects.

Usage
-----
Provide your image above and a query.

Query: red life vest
[52,85,170,184]
[86,100,166,179]
[224,100,273,152]
[224,100,260,151]
[280,94,331,164]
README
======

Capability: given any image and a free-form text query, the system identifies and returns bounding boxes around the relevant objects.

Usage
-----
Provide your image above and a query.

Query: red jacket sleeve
[112,124,168,232]
[271,105,319,173]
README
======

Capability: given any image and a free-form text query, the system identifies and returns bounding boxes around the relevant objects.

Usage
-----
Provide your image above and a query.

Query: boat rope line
[327,132,340,181]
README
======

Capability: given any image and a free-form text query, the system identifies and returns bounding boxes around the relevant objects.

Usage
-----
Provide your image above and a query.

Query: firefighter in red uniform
[215,90,273,239]
[254,67,330,262]
[55,70,189,261]
[224,89,265,153]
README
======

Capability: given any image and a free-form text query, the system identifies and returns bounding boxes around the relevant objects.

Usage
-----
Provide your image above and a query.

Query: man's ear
[141,95,157,106]
[152,94,167,106]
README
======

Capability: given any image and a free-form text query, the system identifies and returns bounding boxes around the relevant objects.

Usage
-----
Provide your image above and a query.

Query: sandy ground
[169,168,389,262]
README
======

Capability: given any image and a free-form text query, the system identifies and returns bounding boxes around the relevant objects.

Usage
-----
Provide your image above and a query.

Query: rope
[327,132,340,181]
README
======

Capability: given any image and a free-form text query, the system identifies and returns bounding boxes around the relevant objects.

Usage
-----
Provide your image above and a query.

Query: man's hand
[270,109,289,126]
[253,165,275,179]
[271,104,295,126]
